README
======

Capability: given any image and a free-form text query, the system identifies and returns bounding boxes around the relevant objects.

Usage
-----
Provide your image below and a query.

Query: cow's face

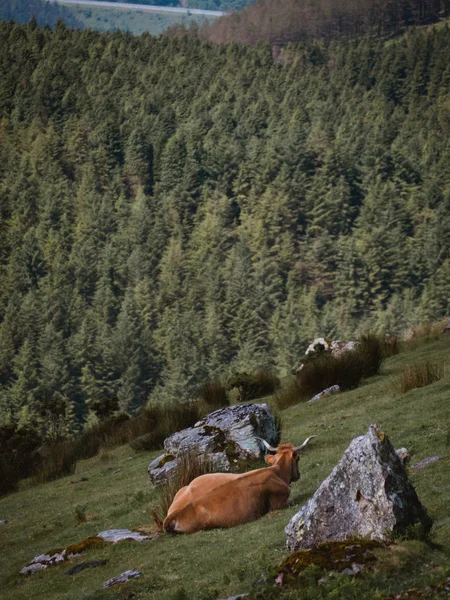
[265,447,301,482]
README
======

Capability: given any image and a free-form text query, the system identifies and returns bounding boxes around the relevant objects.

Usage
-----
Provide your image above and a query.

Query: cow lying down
[163,436,316,534]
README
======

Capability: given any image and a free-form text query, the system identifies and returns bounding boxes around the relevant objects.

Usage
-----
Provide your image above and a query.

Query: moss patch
[65,536,106,555]
[275,539,385,585]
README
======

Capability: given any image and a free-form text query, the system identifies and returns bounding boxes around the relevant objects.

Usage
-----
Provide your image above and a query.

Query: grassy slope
[1,337,450,599]
[57,3,215,35]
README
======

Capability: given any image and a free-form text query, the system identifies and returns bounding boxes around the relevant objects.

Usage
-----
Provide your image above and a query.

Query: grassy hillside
[1,335,449,599]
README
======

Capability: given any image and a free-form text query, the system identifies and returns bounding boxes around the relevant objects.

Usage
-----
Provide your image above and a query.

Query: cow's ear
[265,454,275,465]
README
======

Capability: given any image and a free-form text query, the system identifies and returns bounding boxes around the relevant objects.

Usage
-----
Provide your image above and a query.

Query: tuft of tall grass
[401,319,449,351]
[33,440,78,484]
[382,336,400,358]
[129,403,200,452]
[196,379,229,408]
[397,361,443,394]
[275,335,385,409]
[274,378,303,410]
[151,451,216,530]
[227,369,280,402]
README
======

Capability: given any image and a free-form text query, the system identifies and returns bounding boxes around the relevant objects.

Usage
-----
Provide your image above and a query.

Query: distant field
[57,2,216,35]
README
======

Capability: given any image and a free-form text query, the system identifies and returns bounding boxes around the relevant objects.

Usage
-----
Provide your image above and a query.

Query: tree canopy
[0,21,449,436]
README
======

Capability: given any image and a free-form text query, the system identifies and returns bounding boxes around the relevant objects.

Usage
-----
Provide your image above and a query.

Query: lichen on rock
[286,424,432,551]
[148,403,278,486]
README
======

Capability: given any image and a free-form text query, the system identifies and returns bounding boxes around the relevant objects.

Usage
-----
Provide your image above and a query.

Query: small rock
[65,560,108,576]
[410,455,444,471]
[104,569,141,588]
[395,448,411,466]
[21,550,67,575]
[21,563,48,575]
[97,529,152,543]
[308,385,341,404]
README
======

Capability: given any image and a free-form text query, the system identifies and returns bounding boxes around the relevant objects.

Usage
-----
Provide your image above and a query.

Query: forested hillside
[201,0,450,45]
[0,21,449,437]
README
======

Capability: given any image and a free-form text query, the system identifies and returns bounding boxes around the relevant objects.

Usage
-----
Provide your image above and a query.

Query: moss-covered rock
[275,539,385,586]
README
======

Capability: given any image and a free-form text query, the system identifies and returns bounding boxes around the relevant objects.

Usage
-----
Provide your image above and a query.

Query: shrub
[196,379,229,408]
[398,361,443,394]
[151,451,217,529]
[227,369,280,402]
[0,425,42,496]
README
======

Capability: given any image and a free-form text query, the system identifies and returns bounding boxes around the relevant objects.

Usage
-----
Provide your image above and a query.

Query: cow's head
[257,436,316,483]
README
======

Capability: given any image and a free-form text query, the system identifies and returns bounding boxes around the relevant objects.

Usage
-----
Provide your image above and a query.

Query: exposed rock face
[148,403,278,486]
[285,424,432,551]
[308,385,341,404]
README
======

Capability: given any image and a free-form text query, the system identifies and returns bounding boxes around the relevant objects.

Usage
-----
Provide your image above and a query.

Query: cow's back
[164,470,288,533]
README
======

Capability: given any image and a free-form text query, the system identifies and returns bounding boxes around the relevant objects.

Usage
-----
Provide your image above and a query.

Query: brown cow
[163,436,316,534]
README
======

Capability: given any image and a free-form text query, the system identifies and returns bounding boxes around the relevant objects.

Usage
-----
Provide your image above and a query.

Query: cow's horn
[255,437,278,453]
[294,435,317,452]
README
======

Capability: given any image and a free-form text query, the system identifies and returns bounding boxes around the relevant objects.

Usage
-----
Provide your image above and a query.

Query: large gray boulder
[148,403,278,486]
[285,424,432,551]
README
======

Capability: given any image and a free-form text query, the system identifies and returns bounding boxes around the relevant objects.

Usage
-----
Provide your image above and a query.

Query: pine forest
[0,18,450,438]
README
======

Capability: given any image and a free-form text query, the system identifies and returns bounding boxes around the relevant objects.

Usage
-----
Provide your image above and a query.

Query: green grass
[1,337,450,599]
[59,3,216,36]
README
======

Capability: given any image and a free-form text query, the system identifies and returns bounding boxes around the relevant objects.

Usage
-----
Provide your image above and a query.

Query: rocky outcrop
[297,338,360,372]
[304,338,360,358]
[286,424,432,551]
[148,403,278,486]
